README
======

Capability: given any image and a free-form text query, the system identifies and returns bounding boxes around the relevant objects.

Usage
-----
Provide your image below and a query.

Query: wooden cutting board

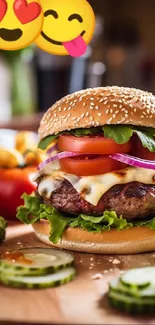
[1,222,155,325]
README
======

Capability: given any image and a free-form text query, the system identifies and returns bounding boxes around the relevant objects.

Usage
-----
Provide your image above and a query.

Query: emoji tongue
[62,35,87,58]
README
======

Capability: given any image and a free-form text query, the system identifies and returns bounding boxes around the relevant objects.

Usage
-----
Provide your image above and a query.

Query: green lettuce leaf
[17,194,155,245]
[41,206,68,244]
[70,127,101,137]
[138,127,155,137]
[133,217,155,229]
[134,130,155,152]
[68,211,133,233]
[103,125,134,144]
[38,135,59,150]
[103,125,155,152]
[17,194,68,244]
[38,128,101,150]
[17,194,43,224]
[0,216,7,243]
[38,125,155,153]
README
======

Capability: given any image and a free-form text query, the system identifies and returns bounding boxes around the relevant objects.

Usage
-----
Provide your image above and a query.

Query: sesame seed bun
[39,86,155,139]
[32,220,155,254]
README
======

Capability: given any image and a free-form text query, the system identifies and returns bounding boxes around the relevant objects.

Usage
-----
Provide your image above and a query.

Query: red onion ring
[47,143,58,155]
[110,153,155,170]
[37,151,83,171]
[38,150,155,172]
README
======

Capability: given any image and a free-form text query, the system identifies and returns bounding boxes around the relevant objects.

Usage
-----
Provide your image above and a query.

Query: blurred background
[1,0,155,131]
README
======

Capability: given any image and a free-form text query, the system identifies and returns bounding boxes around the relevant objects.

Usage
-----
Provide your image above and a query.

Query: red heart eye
[0,0,7,22]
[13,0,41,24]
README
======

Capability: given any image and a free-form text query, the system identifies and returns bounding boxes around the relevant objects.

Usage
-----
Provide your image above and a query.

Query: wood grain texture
[1,222,155,325]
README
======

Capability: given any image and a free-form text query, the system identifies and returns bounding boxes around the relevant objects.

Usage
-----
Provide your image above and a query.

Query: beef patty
[39,180,155,220]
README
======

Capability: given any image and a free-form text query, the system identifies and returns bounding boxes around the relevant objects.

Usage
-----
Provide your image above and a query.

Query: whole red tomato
[0,167,37,219]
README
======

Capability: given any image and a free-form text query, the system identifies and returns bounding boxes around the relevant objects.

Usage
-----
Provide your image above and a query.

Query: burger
[17,86,155,254]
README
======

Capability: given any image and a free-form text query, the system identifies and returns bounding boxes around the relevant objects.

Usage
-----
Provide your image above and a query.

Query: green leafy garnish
[133,217,155,229]
[38,128,101,149]
[103,125,133,144]
[38,125,155,153]
[70,127,101,137]
[17,194,68,244]
[68,211,133,233]
[134,131,155,152]
[103,125,155,152]
[38,135,59,150]
[17,194,155,245]
[0,216,7,243]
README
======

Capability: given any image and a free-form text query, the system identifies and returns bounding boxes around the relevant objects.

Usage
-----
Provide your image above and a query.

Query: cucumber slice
[108,290,155,314]
[0,248,74,276]
[0,267,75,289]
[120,267,155,289]
[110,278,155,299]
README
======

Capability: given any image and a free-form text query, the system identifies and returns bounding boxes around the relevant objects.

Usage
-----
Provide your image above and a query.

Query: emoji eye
[0,0,7,22]
[44,10,58,19]
[68,14,83,23]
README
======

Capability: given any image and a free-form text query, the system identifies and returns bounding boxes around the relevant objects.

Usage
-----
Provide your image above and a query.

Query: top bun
[39,86,155,139]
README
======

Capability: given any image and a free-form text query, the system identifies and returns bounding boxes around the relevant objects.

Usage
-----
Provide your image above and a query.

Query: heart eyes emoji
[13,0,42,24]
[0,0,41,24]
[0,0,7,22]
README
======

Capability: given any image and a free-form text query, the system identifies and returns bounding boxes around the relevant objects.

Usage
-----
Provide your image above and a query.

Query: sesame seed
[107,118,113,124]
[98,113,102,116]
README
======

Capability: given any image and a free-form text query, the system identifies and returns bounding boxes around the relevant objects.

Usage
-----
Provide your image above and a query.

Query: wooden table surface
[1,222,155,325]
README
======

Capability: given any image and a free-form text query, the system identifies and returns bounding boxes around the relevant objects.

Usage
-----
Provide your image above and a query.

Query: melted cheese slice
[34,163,155,206]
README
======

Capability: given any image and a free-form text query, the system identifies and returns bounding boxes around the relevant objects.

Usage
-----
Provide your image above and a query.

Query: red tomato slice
[58,135,131,155]
[0,167,37,219]
[60,155,126,176]
[132,136,155,161]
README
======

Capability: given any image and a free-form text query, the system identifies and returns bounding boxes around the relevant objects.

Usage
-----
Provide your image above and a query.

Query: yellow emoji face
[0,0,43,50]
[35,0,95,57]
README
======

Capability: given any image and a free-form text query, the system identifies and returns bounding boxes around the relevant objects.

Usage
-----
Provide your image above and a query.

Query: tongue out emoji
[62,34,87,57]
[35,0,95,58]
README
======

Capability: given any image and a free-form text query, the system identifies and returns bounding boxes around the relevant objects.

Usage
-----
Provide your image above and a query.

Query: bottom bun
[32,220,155,254]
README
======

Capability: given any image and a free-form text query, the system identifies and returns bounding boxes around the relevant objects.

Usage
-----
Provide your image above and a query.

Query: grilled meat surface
[38,180,155,220]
